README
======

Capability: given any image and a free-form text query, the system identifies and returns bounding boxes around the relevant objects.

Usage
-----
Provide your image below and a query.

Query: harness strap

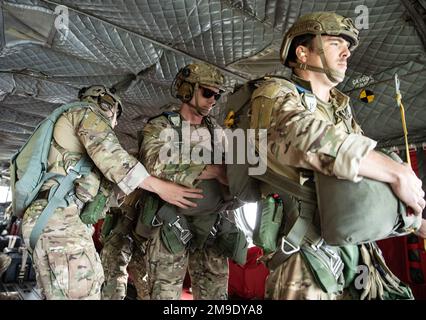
[267,200,317,270]
[255,168,316,204]
[29,155,92,250]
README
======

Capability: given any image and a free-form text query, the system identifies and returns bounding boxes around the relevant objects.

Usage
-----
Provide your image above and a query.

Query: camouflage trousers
[22,200,104,300]
[146,229,229,300]
[265,252,340,300]
[100,230,149,300]
[0,252,12,277]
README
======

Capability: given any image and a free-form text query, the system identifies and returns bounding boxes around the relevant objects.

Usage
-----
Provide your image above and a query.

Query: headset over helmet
[172,63,225,103]
[78,85,123,118]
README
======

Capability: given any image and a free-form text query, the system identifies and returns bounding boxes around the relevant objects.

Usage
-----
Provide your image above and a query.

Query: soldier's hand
[415,219,426,239]
[140,176,204,209]
[390,163,425,215]
[198,164,229,186]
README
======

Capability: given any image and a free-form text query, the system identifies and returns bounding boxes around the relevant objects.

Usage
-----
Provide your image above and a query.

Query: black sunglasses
[200,86,221,101]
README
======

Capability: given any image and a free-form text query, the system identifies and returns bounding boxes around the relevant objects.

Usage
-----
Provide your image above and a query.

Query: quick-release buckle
[210,225,218,238]
[209,215,221,238]
[280,236,300,255]
[66,165,82,179]
[169,217,192,245]
[66,192,84,209]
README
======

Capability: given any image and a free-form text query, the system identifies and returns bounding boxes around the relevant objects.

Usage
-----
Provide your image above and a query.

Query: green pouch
[80,192,108,224]
[134,192,160,239]
[253,194,283,254]
[100,210,119,242]
[216,217,249,265]
[339,245,360,288]
[161,223,187,254]
[301,244,345,294]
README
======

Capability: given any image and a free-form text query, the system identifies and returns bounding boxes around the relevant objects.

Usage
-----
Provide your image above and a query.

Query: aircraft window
[234,202,258,246]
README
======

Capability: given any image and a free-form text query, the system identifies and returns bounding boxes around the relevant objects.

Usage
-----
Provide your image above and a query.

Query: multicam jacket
[43,103,148,204]
[141,113,223,188]
[251,74,377,184]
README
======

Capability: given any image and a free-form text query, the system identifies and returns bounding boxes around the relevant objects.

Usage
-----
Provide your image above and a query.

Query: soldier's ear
[296,46,308,62]
[181,67,191,78]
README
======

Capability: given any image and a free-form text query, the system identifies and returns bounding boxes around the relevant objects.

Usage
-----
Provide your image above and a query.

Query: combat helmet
[280,12,359,82]
[172,63,225,102]
[78,85,123,118]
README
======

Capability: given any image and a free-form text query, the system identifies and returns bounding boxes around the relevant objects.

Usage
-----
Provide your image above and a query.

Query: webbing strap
[267,201,317,270]
[18,246,28,284]
[255,168,316,204]
[29,155,91,250]
[163,111,218,164]
[253,167,318,269]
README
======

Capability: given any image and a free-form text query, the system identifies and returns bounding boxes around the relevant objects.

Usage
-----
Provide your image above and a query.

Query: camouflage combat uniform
[22,104,149,300]
[140,115,229,300]
[100,207,149,300]
[0,252,11,278]
[0,252,19,300]
[252,74,376,299]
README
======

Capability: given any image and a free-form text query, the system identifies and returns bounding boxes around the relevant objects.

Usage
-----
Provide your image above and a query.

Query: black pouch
[216,216,249,265]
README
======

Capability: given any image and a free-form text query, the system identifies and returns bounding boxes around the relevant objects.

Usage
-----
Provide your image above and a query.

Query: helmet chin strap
[187,83,206,117]
[288,34,345,83]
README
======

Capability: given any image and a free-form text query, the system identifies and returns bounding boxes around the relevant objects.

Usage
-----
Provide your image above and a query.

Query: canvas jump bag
[315,151,422,245]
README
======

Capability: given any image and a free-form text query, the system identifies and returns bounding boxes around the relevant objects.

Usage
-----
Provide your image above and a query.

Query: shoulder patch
[81,109,109,131]
[252,78,298,100]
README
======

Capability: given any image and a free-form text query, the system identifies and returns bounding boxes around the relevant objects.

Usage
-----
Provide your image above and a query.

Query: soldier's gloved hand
[139,176,204,209]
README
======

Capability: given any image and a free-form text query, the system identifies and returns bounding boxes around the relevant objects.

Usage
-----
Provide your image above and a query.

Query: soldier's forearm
[358,150,402,184]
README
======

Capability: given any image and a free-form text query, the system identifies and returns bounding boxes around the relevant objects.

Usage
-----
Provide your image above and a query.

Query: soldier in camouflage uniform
[250,12,426,299]
[140,63,233,300]
[100,203,149,300]
[21,85,203,300]
[0,252,18,299]
[0,253,11,277]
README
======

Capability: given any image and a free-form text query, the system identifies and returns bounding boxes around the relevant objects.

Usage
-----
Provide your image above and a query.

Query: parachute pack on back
[223,76,272,203]
[10,102,89,219]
